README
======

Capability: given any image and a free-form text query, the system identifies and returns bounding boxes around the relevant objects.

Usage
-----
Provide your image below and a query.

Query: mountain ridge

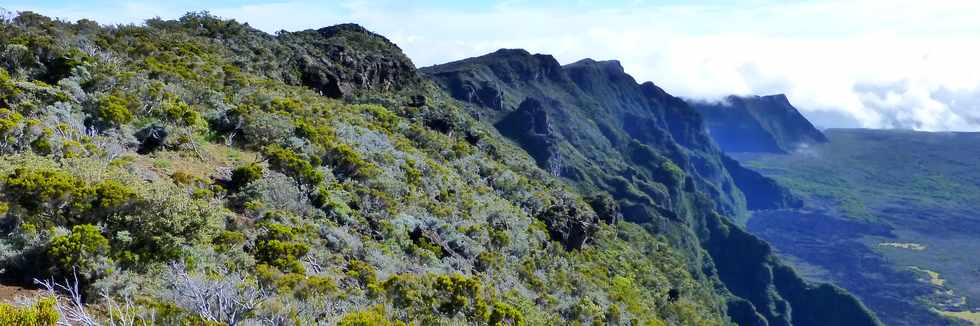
[424,48,879,326]
[690,94,828,153]
[0,12,877,325]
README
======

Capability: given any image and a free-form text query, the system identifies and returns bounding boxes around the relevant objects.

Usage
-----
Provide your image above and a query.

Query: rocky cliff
[691,95,828,153]
[424,50,878,326]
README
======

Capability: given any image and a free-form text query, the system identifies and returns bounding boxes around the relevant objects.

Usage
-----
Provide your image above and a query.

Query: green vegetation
[0,11,742,324]
[94,94,134,127]
[253,223,309,273]
[229,162,263,191]
[48,224,111,280]
[0,297,60,326]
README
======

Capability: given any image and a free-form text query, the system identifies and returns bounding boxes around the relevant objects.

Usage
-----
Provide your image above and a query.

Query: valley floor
[734,129,980,326]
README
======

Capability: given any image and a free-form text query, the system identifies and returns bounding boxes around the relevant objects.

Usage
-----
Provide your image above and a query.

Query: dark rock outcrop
[538,197,600,250]
[496,98,562,176]
[691,94,828,153]
[135,124,168,154]
[278,24,422,98]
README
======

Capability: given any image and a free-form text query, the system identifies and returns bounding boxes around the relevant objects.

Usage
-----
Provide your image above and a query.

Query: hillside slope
[690,95,827,153]
[423,50,878,326]
[0,12,735,325]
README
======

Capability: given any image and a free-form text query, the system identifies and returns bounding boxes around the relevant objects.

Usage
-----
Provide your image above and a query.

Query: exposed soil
[0,283,43,303]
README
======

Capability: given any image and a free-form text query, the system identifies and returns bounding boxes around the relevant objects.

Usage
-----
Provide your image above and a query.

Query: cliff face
[279,24,423,98]
[722,155,803,210]
[423,51,879,326]
[691,95,828,153]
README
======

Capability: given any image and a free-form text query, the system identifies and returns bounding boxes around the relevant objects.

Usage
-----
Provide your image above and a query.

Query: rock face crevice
[496,98,562,176]
[423,49,881,326]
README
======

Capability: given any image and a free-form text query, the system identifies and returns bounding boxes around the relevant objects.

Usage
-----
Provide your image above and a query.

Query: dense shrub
[2,167,92,225]
[488,302,525,326]
[262,144,323,187]
[0,69,21,107]
[381,273,489,322]
[94,94,134,127]
[338,305,403,326]
[0,297,60,326]
[92,179,137,213]
[0,108,25,147]
[47,224,111,280]
[229,163,263,191]
[253,223,309,273]
[159,97,201,126]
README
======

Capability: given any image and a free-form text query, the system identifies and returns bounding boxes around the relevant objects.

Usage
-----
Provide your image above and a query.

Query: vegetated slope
[0,12,740,325]
[736,129,980,326]
[423,49,879,326]
[690,95,828,154]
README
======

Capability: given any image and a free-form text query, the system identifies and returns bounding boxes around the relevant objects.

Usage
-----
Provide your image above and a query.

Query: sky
[6,0,980,131]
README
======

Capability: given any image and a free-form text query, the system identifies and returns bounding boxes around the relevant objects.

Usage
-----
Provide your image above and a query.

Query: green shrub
[46,48,93,83]
[212,230,245,252]
[270,98,303,112]
[95,94,134,127]
[402,159,422,186]
[488,301,525,326]
[0,69,20,108]
[160,98,201,126]
[325,142,378,180]
[101,177,222,264]
[0,297,60,326]
[657,161,685,189]
[294,120,378,179]
[347,259,378,288]
[381,273,489,322]
[490,228,510,247]
[30,132,53,155]
[48,224,111,280]
[262,144,323,187]
[0,108,24,139]
[93,179,136,212]
[476,251,504,272]
[229,163,263,191]
[256,264,337,299]
[338,305,403,326]
[2,167,93,225]
[312,185,354,219]
[253,223,309,273]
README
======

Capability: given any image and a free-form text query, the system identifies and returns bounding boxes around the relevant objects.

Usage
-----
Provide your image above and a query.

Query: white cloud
[9,0,980,131]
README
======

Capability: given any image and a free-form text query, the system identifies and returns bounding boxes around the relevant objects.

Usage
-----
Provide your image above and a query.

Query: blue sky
[7,0,980,131]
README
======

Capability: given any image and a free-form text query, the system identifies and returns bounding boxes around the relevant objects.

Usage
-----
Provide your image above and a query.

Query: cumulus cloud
[8,0,980,131]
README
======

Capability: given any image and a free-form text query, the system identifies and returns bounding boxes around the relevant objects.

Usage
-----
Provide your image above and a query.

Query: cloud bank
[8,0,980,131]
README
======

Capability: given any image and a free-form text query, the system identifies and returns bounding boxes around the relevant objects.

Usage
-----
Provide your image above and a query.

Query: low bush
[229,163,263,191]
[0,297,60,326]
[95,94,134,127]
[262,144,323,187]
[338,305,404,326]
[253,223,309,273]
[47,224,111,281]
